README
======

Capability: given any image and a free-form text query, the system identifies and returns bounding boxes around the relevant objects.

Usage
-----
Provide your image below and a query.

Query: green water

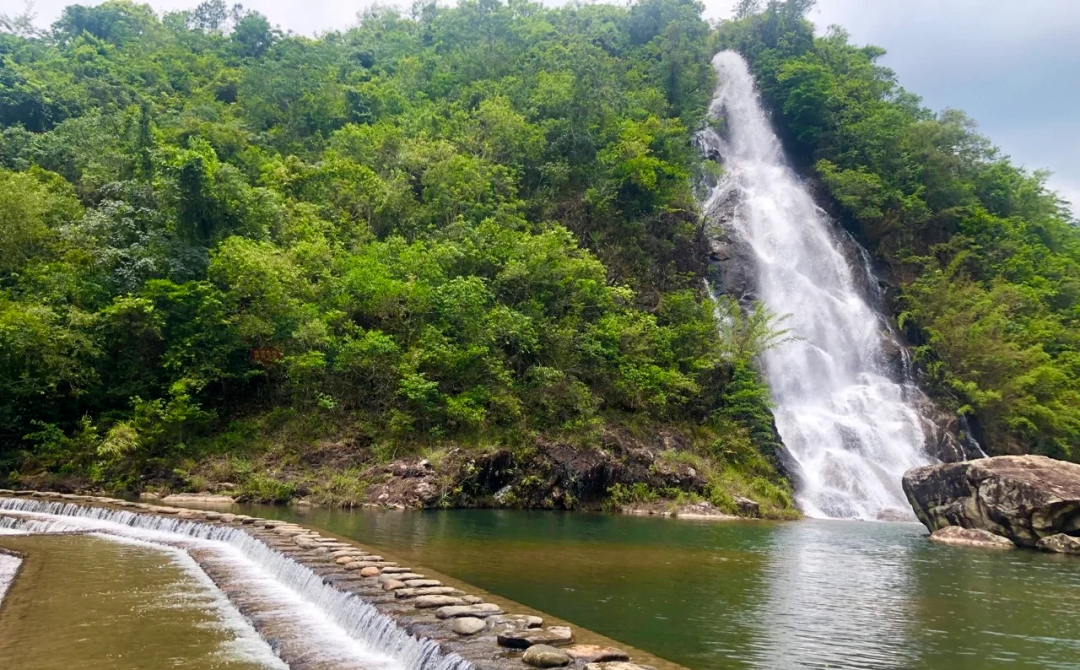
[233,506,1080,670]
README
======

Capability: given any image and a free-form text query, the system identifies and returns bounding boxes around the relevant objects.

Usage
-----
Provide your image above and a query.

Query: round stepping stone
[497,626,573,649]
[359,566,380,577]
[451,617,487,636]
[523,645,572,668]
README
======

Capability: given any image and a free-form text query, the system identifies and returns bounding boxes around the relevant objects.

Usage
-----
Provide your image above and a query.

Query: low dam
[0,491,652,670]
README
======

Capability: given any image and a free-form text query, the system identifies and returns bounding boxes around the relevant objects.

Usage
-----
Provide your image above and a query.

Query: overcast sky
[18,0,1080,213]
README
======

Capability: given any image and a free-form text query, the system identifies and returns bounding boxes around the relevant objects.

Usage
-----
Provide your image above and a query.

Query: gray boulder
[903,455,1080,547]
[1036,533,1080,555]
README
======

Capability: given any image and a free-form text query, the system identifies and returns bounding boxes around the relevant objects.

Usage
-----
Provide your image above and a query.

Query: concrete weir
[0,491,647,670]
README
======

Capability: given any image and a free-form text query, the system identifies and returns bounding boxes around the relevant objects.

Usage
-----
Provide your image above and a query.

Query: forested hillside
[0,0,794,511]
[719,1,1080,462]
[1,0,1076,509]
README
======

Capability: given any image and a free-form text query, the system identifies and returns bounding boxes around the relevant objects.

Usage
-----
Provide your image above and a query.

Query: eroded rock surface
[1036,533,1080,555]
[929,526,1015,550]
[903,455,1080,547]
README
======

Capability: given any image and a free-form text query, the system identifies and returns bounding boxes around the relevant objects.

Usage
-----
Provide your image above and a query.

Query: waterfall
[699,51,931,520]
[0,498,471,670]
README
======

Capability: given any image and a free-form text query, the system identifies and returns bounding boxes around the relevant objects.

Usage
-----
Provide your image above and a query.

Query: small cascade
[0,498,471,670]
[699,51,934,520]
[0,550,19,605]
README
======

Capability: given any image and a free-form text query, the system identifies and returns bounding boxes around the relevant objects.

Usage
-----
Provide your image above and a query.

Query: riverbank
[11,419,799,520]
[0,490,677,670]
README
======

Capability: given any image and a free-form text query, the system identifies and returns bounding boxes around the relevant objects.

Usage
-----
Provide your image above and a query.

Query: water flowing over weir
[0,498,471,670]
[698,51,932,520]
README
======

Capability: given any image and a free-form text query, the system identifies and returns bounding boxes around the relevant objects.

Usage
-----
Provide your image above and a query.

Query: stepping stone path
[0,490,649,670]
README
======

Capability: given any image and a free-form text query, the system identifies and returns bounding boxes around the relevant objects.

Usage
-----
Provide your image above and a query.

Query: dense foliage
[0,0,791,500]
[719,0,1080,460]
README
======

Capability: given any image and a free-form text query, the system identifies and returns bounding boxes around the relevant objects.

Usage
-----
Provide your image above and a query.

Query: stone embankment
[0,489,653,670]
[902,455,1080,554]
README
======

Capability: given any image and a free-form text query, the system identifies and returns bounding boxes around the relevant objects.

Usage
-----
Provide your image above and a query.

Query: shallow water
[0,533,280,670]
[233,506,1080,670]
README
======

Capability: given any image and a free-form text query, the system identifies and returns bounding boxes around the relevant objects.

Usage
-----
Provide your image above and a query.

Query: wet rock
[462,595,484,605]
[451,617,487,636]
[414,595,466,608]
[565,645,631,663]
[929,526,1015,550]
[403,579,442,588]
[497,626,573,649]
[380,566,412,573]
[344,561,389,570]
[522,645,572,668]
[382,579,407,591]
[488,614,543,630]
[732,496,760,517]
[903,455,1080,547]
[359,566,381,577]
[161,493,235,505]
[220,513,236,523]
[584,663,653,670]
[1036,533,1080,555]
[336,556,359,565]
[395,587,463,598]
[380,572,424,582]
[435,603,504,619]
[876,508,915,522]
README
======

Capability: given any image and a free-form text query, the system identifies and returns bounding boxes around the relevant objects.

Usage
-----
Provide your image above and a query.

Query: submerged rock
[903,455,1080,547]
[929,526,1015,550]
[1036,533,1080,555]
[451,617,487,636]
[522,645,572,668]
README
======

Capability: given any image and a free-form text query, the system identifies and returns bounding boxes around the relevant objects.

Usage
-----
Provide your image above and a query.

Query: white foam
[0,499,471,670]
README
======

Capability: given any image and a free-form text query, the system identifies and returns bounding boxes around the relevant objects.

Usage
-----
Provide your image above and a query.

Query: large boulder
[903,455,1080,547]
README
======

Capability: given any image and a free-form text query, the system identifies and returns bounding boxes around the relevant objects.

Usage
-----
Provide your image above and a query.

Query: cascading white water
[699,51,932,520]
[0,499,471,670]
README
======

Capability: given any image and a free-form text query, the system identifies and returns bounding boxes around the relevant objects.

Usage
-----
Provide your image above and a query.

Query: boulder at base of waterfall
[929,526,1015,550]
[1036,533,1080,555]
[497,626,573,649]
[902,455,1080,547]
[522,645,572,668]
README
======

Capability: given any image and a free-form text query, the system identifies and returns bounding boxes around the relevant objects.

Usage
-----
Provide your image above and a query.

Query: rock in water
[929,526,1015,550]
[522,645,572,668]
[903,455,1080,547]
[1036,533,1080,555]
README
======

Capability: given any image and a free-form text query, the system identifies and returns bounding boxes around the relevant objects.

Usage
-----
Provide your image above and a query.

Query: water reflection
[225,505,1080,670]
[750,521,919,669]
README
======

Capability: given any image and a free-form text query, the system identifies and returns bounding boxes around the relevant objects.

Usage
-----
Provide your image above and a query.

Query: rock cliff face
[902,455,1080,548]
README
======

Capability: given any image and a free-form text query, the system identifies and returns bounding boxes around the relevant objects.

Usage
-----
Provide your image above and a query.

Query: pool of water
[0,533,283,670]
[229,505,1080,670]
